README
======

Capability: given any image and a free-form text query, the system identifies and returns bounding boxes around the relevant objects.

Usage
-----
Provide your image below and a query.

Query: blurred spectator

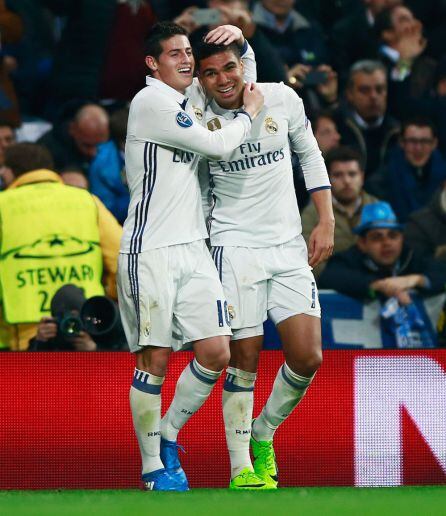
[251,0,328,68]
[302,146,379,277]
[335,60,399,177]
[5,0,56,118]
[44,0,156,113]
[374,4,436,120]
[89,107,130,224]
[404,181,446,262]
[0,120,15,168]
[0,0,23,127]
[319,201,446,305]
[250,0,337,116]
[0,143,122,350]
[312,112,341,155]
[38,104,109,176]
[331,0,402,79]
[367,116,446,222]
[297,0,358,33]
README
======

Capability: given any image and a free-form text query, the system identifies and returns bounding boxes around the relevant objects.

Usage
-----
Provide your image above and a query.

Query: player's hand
[70,331,97,351]
[242,82,264,119]
[36,317,57,342]
[205,24,243,46]
[308,220,334,267]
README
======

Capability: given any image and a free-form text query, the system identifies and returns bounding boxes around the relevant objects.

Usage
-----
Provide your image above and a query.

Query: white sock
[129,368,165,475]
[252,363,314,442]
[223,367,257,478]
[160,358,222,442]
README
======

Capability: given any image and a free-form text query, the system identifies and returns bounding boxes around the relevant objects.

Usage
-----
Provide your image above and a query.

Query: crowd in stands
[1,0,446,349]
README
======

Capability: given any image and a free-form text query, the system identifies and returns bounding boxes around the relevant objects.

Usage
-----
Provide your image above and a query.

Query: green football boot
[229,467,270,490]
[250,437,278,489]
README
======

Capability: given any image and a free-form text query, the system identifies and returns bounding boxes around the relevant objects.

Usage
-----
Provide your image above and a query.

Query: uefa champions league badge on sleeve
[176,111,193,128]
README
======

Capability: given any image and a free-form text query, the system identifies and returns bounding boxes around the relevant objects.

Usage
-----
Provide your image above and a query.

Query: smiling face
[198,49,245,109]
[400,124,437,167]
[145,35,194,94]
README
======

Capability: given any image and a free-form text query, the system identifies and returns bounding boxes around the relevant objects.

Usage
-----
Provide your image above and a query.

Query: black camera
[52,285,124,348]
[55,295,119,339]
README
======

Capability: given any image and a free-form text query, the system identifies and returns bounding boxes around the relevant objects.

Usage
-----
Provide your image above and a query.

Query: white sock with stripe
[252,363,314,442]
[223,367,256,478]
[160,358,222,442]
[130,368,165,475]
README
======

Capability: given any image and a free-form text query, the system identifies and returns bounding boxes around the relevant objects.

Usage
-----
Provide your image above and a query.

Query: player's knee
[288,349,322,378]
[231,346,260,373]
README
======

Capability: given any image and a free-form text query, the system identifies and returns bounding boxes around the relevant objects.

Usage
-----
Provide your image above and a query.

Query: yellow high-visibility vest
[0,181,105,323]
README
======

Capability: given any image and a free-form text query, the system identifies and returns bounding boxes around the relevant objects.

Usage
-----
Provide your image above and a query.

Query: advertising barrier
[1,350,445,489]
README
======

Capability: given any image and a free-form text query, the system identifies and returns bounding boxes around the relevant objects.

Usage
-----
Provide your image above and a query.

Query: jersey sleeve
[284,85,331,192]
[240,40,257,83]
[129,93,252,160]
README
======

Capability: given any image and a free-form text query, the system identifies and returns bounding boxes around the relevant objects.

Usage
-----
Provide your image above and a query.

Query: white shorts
[212,235,320,339]
[117,240,231,353]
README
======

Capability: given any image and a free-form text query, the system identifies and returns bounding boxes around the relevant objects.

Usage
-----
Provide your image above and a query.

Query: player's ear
[145,55,158,73]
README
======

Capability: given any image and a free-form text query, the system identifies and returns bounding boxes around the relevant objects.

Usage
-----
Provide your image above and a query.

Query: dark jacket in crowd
[331,6,380,81]
[366,147,446,223]
[335,106,400,177]
[319,244,446,301]
[404,188,446,261]
[251,3,328,68]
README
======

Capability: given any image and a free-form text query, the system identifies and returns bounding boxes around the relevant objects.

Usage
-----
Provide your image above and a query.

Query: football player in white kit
[118,22,264,491]
[196,41,335,489]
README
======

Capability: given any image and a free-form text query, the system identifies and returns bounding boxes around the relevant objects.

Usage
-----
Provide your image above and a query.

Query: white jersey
[201,82,330,247]
[121,43,257,253]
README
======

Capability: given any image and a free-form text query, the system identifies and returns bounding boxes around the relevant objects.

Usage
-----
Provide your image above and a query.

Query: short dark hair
[4,143,54,177]
[324,146,364,174]
[401,115,437,138]
[194,41,241,68]
[144,22,188,63]
[311,111,336,133]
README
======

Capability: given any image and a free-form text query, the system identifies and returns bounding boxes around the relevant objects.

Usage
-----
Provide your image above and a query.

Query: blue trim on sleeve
[235,109,252,124]
[308,185,331,193]
[240,39,248,55]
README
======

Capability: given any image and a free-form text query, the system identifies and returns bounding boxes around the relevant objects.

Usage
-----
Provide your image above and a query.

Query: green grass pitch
[1,487,445,516]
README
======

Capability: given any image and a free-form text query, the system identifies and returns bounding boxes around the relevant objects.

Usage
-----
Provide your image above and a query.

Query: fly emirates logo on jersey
[212,142,285,173]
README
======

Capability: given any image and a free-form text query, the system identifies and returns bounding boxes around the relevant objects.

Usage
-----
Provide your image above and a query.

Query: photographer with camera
[0,143,122,350]
[29,285,125,351]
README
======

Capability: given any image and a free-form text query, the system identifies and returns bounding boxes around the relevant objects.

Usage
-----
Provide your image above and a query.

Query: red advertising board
[1,350,445,489]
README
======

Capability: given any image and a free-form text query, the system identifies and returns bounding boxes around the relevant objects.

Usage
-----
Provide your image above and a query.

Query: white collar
[146,76,187,105]
[380,45,400,63]
[352,110,384,130]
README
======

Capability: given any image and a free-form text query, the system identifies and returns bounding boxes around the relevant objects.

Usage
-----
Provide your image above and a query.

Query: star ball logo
[176,111,193,128]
